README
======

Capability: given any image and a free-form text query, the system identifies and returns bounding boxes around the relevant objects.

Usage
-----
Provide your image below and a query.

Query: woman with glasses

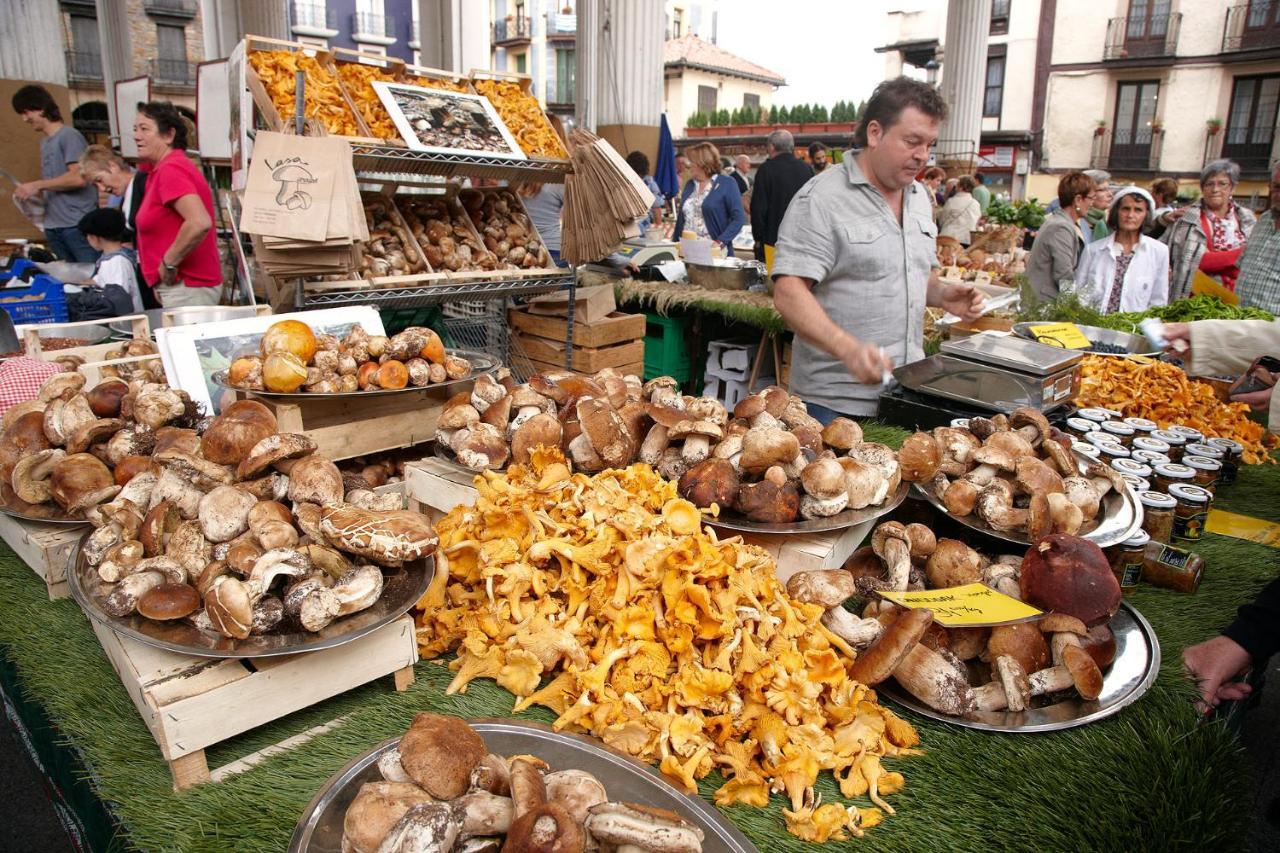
[1026,171,1096,303]
[1162,160,1256,300]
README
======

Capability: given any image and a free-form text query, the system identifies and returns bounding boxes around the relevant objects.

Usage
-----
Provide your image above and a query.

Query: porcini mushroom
[850,609,975,715]
[398,712,488,800]
[677,458,739,509]
[1020,534,1121,626]
[584,803,705,853]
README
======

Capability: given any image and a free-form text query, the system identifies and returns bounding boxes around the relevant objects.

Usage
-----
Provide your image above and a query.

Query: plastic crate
[0,274,68,325]
[0,258,36,282]
[643,312,699,384]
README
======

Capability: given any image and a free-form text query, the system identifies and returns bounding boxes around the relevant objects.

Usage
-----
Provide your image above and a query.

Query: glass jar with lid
[1100,421,1137,446]
[1065,417,1097,439]
[1169,425,1205,444]
[1086,431,1123,449]
[1169,483,1213,541]
[1107,530,1149,595]
[1076,408,1112,425]
[1131,449,1172,468]
[1183,455,1222,493]
[1120,473,1151,494]
[1132,435,1171,456]
[1153,462,1195,492]
[1072,442,1101,462]
[1143,543,1205,593]
[1111,458,1152,480]
[1184,442,1223,462]
[1123,416,1158,435]
[1150,429,1187,461]
[1207,437,1243,485]
[1140,491,1177,543]
[1096,442,1132,463]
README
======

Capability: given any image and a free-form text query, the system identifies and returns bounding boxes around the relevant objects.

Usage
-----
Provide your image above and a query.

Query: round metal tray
[68,533,434,659]
[912,450,1144,548]
[288,720,755,853]
[0,503,91,526]
[1012,322,1161,357]
[706,480,909,535]
[211,350,498,399]
[879,601,1160,732]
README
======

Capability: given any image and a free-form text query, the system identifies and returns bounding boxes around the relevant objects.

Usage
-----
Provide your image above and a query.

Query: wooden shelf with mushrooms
[789,520,1159,732]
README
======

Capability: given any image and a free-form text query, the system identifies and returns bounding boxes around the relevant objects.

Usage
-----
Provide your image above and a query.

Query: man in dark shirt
[749,129,813,264]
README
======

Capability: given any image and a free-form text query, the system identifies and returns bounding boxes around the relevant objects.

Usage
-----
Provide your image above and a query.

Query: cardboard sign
[239,132,341,242]
[1191,270,1240,306]
[1206,509,1280,548]
[1026,321,1093,350]
[877,583,1044,628]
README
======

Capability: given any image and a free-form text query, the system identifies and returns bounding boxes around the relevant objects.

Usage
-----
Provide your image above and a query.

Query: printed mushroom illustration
[272,162,317,209]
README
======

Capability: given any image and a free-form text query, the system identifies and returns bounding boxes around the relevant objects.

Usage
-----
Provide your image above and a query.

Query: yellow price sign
[877,582,1044,627]
[1026,322,1093,350]
[1206,509,1280,548]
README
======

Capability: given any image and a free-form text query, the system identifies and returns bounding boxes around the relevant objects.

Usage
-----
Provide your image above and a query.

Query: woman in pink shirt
[133,101,222,307]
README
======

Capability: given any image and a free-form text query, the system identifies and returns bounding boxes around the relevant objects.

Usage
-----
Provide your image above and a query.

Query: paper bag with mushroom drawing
[239,131,341,242]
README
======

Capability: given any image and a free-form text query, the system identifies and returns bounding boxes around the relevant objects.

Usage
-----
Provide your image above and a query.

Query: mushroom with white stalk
[670,418,723,466]
[972,644,1104,712]
[786,569,884,650]
[584,802,705,853]
[506,386,555,437]
[798,458,849,519]
[436,393,481,450]
[849,608,976,716]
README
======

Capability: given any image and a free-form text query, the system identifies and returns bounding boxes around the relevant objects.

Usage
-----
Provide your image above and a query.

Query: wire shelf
[350,143,572,184]
[297,273,575,310]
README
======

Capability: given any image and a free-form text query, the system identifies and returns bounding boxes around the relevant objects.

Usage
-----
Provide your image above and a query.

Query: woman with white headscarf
[1074,186,1170,313]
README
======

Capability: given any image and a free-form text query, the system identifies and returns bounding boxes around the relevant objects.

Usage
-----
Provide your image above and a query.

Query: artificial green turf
[0,440,1274,851]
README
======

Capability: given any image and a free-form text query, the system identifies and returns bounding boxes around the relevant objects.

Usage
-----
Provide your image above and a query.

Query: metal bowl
[685,258,766,291]
[1013,322,1161,357]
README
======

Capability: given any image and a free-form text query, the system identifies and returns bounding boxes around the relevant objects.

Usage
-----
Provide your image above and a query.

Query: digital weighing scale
[891,333,1083,414]
[605,237,679,268]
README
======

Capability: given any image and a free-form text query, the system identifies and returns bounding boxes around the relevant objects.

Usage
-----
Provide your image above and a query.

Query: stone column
[576,0,664,163]
[237,0,288,41]
[94,0,132,143]
[0,0,67,84]
[200,0,243,61]
[937,0,991,170]
[417,0,490,74]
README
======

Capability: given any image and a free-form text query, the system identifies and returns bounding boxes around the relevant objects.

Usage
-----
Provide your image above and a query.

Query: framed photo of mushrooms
[372,82,527,160]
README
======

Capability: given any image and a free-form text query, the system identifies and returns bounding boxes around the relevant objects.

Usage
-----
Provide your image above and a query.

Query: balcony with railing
[65,50,103,83]
[352,11,396,44]
[547,11,576,40]
[290,2,338,37]
[493,15,532,46]
[1091,127,1164,172]
[149,58,196,88]
[1103,13,1181,61]
[1220,122,1280,176]
[143,0,196,18]
[1222,2,1279,52]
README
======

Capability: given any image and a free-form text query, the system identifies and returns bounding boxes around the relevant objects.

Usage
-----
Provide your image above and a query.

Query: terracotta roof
[663,35,786,86]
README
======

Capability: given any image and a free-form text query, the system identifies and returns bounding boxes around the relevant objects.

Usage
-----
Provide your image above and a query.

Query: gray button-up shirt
[772,154,937,416]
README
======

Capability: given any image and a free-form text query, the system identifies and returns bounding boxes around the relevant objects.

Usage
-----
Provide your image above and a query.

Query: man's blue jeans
[44,226,100,263]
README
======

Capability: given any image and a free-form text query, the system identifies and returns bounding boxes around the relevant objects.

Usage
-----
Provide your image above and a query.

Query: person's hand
[1231,386,1274,411]
[838,339,893,385]
[13,181,40,201]
[1161,322,1192,358]
[942,283,986,321]
[1183,634,1253,712]
[158,263,177,287]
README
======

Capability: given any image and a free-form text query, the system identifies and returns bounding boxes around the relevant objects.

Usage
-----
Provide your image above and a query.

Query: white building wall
[665,66,777,139]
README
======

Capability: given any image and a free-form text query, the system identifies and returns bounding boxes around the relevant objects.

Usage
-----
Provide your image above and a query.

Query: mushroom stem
[820,607,884,648]
[639,424,670,465]
[1050,632,1083,665]
[965,464,1000,486]
[892,643,975,716]
[680,433,711,464]
[974,659,1089,711]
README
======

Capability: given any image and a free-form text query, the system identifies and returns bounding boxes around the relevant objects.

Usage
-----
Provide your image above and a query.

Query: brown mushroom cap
[786,569,856,608]
[677,458,739,509]
[198,485,259,543]
[986,623,1051,675]
[137,582,201,620]
[821,417,864,451]
[286,455,344,506]
[924,539,983,588]
[849,607,934,685]
[1020,534,1121,626]
[1062,643,1105,700]
[48,452,118,513]
[576,397,634,468]
[899,432,942,482]
[201,401,279,465]
[799,458,847,499]
[235,432,317,481]
[1080,623,1118,669]
[511,413,563,465]
[1038,613,1089,635]
[739,427,800,474]
[86,379,129,418]
[732,478,800,524]
[454,423,510,471]
[397,712,488,800]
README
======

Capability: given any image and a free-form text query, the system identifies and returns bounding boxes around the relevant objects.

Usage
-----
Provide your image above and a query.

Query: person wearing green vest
[972,171,991,215]
[1083,169,1114,242]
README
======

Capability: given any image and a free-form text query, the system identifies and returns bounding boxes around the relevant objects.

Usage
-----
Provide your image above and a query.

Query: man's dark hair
[137,101,189,150]
[973,172,986,184]
[808,141,828,157]
[852,77,948,148]
[11,84,61,121]
[625,150,650,178]
[77,207,127,242]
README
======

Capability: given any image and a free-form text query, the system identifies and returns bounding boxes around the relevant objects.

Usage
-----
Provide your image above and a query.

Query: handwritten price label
[877,583,1043,627]
[1026,322,1093,350]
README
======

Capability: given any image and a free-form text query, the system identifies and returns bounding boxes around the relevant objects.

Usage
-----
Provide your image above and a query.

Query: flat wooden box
[508,308,645,349]
[514,332,644,373]
[404,459,871,578]
[0,513,82,599]
[89,615,418,790]
[524,358,643,379]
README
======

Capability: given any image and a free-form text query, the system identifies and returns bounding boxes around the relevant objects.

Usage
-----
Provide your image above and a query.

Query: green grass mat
[1,438,1274,850]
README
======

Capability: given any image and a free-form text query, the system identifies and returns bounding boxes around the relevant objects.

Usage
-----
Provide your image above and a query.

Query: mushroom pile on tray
[225,320,474,395]
[343,713,706,853]
[786,527,1121,718]
[910,408,1126,538]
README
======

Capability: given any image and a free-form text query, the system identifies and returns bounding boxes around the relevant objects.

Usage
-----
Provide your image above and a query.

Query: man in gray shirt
[773,78,984,422]
[12,84,100,263]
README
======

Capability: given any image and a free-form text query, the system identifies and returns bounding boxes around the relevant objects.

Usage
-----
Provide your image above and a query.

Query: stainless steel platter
[912,450,1144,548]
[1012,322,1162,357]
[288,720,756,853]
[0,503,91,526]
[706,480,909,535]
[68,533,433,658]
[211,350,498,399]
[879,601,1160,732]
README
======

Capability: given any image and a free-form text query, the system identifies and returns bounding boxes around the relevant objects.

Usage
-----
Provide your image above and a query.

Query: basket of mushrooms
[907,408,1143,547]
[218,319,486,396]
[293,714,748,853]
[785,524,1158,731]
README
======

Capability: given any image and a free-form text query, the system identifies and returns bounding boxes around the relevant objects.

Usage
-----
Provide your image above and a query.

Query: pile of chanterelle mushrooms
[905,408,1126,537]
[786,525,1122,718]
[437,373,904,524]
[2,371,437,639]
[343,713,706,853]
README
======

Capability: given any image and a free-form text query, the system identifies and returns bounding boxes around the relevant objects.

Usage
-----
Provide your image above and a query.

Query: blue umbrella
[655,113,680,201]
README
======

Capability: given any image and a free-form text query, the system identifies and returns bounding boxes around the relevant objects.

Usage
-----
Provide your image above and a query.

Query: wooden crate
[18,314,151,362]
[525,358,642,379]
[508,308,645,349]
[404,459,871,577]
[0,513,83,599]
[514,332,644,373]
[89,615,418,790]
[243,35,378,143]
[224,387,453,463]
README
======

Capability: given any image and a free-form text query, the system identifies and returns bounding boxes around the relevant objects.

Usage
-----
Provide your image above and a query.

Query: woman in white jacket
[938,175,982,246]
[1074,186,1170,313]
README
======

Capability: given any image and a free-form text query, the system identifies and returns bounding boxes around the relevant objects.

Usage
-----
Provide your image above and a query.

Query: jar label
[1121,560,1143,587]
[1156,546,1194,570]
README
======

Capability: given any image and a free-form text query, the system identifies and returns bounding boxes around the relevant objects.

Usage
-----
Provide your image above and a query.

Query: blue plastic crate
[0,274,68,324]
[0,258,36,282]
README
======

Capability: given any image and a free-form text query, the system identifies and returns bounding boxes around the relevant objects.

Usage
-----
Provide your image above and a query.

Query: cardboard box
[526,284,616,324]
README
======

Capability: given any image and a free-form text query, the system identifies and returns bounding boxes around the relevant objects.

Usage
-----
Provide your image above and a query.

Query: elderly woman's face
[1202,172,1234,209]
[1115,195,1148,234]
[1092,182,1113,211]
[91,161,131,195]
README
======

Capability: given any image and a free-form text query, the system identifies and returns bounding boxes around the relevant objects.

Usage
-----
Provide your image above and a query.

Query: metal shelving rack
[299,272,575,309]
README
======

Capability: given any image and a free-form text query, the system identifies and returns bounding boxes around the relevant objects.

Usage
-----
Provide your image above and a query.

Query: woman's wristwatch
[162,260,178,280]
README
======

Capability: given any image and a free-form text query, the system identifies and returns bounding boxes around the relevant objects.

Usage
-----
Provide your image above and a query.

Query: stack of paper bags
[239,131,368,279]
[560,129,655,266]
